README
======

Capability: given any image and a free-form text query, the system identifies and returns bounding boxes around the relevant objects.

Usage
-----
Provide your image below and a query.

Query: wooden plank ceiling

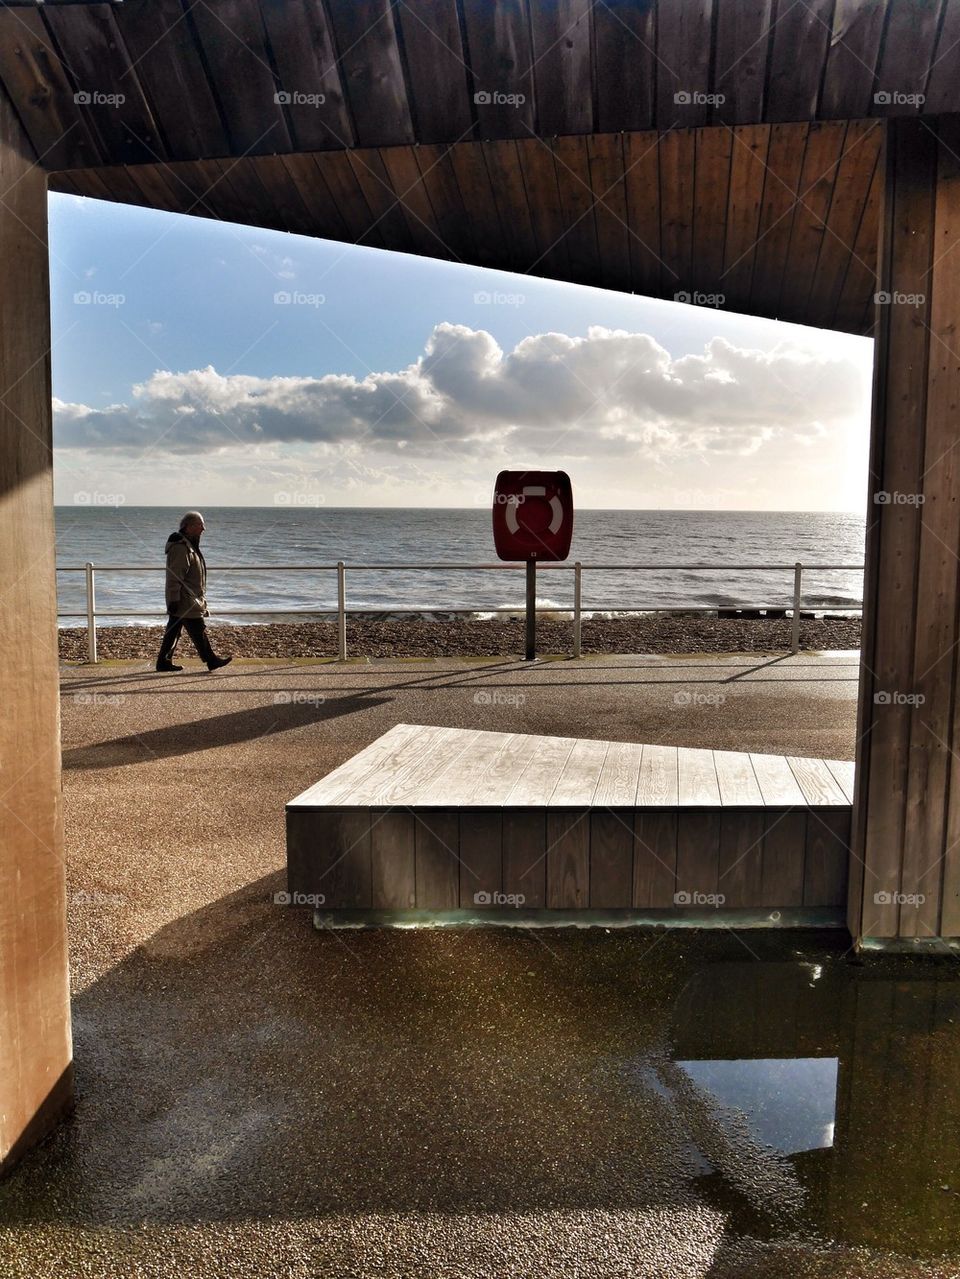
[51,118,884,334]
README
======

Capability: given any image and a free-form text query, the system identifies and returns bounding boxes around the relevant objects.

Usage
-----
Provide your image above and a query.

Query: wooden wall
[0,88,72,1173]
[851,115,960,943]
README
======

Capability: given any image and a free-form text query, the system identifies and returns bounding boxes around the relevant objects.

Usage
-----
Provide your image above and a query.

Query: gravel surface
[58,616,862,662]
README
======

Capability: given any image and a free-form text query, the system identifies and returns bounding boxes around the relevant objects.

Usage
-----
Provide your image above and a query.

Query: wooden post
[851,116,960,945]
[0,90,73,1171]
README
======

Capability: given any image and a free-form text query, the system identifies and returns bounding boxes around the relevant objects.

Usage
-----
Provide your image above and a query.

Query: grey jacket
[164,532,208,619]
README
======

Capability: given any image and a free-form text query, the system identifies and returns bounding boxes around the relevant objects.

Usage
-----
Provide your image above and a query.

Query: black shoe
[207,655,233,672]
[156,661,183,672]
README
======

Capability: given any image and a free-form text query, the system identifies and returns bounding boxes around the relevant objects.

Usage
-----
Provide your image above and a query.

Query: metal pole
[790,561,802,654]
[573,561,582,659]
[525,559,537,661]
[337,561,347,661]
[84,560,97,664]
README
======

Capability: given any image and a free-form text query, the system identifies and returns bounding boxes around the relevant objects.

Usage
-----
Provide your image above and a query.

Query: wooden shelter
[1,0,959,1170]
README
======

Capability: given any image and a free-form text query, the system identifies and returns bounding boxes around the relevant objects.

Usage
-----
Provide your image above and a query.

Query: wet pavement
[4,655,958,1277]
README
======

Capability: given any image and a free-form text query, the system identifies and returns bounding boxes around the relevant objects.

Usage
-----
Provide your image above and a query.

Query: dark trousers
[157,614,216,666]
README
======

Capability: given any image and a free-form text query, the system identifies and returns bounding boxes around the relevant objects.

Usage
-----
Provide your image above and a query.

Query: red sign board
[492,470,574,561]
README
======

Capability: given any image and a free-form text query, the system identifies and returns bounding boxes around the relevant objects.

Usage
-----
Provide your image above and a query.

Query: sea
[54,506,866,626]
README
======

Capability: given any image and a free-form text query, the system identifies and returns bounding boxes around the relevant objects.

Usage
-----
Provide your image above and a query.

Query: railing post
[573,561,582,658]
[337,561,347,661]
[790,561,802,654]
[84,560,97,664]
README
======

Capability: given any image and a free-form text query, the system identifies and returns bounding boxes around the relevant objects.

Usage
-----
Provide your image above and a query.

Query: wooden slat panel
[259,0,353,150]
[765,0,833,122]
[481,139,539,270]
[529,0,593,135]
[414,729,501,804]
[186,0,292,155]
[636,744,679,805]
[345,147,416,251]
[594,0,656,131]
[787,755,850,806]
[459,0,537,139]
[821,0,890,118]
[43,4,165,165]
[676,811,721,900]
[804,809,850,906]
[833,144,883,332]
[693,126,734,286]
[506,734,577,805]
[714,751,763,806]
[677,748,721,806]
[624,130,665,296]
[721,123,770,306]
[459,809,503,907]
[379,143,453,258]
[241,153,315,235]
[546,811,590,906]
[550,737,609,805]
[659,127,696,296]
[587,133,632,291]
[288,724,420,805]
[370,809,417,907]
[339,725,458,805]
[414,810,459,907]
[593,741,643,807]
[714,0,774,124]
[448,142,508,268]
[116,0,230,159]
[633,811,679,906]
[749,121,809,318]
[925,0,960,112]
[776,121,848,317]
[590,810,634,907]
[551,134,601,285]
[323,0,414,146]
[502,810,546,905]
[872,0,944,117]
[718,809,765,905]
[750,752,807,805]
[656,0,715,127]
[516,138,570,277]
[286,808,372,906]
[761,811,807,906]
[414,143,477,262]
[825,759,856,805]
[0,9,102,169]
[459,732,541,805]
[280,152,352,240]
[392,0,473,143]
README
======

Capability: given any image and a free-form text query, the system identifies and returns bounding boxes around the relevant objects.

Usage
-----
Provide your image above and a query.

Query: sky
[49,192,875,511]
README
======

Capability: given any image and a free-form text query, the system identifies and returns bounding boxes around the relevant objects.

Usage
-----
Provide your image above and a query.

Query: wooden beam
[0,85,72,1174]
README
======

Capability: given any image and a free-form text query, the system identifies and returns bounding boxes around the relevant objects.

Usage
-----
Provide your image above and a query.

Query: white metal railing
[56,560,864,664]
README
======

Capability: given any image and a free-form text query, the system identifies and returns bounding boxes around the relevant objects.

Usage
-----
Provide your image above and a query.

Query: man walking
[156,511,233,673]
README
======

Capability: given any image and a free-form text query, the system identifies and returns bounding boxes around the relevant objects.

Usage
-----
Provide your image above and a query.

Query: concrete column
[0,87,72,1172]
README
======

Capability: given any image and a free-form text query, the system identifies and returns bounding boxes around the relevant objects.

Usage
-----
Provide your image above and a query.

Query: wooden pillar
[0,89,72,1172]
[851,116,960,945]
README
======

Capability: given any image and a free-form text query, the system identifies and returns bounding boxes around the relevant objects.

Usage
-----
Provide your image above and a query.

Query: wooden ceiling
[2,0,948,334]
[52,118,883,334]
[0,0,956,169]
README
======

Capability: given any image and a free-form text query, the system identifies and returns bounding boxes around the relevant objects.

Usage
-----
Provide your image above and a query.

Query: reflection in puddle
[677,1057,837,1155]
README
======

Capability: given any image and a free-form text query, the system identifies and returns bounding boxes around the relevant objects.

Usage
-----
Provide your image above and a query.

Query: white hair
[179,511,204,531]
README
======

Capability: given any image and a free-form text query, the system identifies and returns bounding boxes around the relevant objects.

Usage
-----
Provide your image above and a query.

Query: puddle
[664,960,960,1257]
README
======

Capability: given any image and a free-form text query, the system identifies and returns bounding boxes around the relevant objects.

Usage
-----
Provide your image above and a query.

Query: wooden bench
[286,724,853,917]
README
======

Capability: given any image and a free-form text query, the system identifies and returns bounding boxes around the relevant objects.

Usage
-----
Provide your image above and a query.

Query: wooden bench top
[287,724,854,811]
